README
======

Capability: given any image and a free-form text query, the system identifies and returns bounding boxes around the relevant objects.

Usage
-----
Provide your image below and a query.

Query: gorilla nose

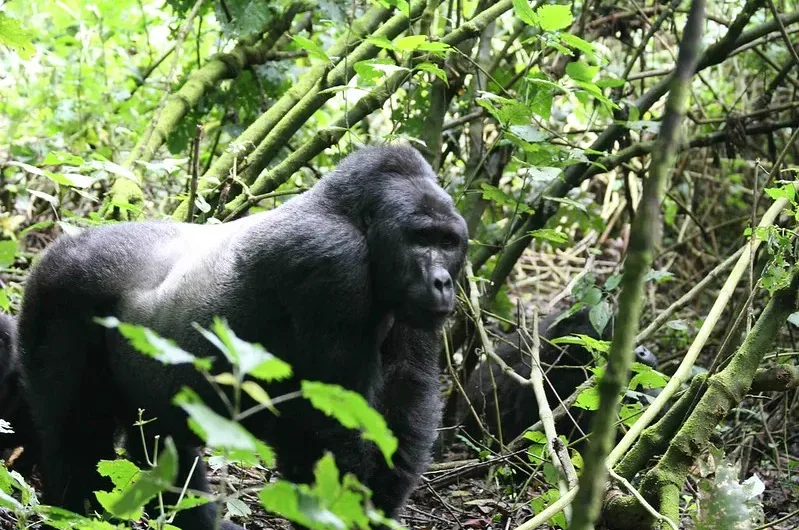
[432,269,453,306]
[635,345,658,368]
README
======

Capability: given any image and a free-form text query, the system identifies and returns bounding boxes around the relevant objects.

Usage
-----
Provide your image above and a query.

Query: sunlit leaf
[292,36,330,62]
[301,381,397,466]
[174,388,258,451]
[0,13,34,58]
[536,4,573,31]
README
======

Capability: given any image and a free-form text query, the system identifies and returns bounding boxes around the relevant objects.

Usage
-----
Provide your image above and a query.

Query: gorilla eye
[411,230,433,246]
[441,234,459,249]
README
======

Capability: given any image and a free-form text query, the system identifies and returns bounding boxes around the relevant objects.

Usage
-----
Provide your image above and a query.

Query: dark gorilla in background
[460,308,658,446]
[18,145,468,530]
[0,314,36,474]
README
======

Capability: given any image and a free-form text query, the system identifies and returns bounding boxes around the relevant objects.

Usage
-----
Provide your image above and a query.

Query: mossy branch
[170,3,396,220]
[103,3,307,220]
[640,272,799,525]
[204,0,519,220]
[127,3,308,166]
[217,68,414,220]
[612,374,708,481]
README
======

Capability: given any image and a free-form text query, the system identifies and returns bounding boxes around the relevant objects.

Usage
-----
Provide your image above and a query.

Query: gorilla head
[323,147,468,330]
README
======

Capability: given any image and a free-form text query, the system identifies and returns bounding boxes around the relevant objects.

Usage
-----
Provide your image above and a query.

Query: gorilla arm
[367,325,441,518]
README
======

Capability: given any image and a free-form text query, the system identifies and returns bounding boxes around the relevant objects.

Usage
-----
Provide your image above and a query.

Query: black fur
[0,314,37,474]
[17,145,468,529]
[460,308,658,446]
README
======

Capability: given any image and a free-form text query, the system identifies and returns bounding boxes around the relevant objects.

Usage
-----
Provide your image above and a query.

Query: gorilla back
[18,145,468,529]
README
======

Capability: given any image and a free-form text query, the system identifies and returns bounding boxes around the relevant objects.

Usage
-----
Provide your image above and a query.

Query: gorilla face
[369,176,467,330]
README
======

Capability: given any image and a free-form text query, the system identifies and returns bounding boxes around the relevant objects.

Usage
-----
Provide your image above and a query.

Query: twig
[635,246,745,345]
[766,0,799,68]
[543,255,595,314]
[464,262,530,386]
[525,307,578,494]
[420,478,466,530]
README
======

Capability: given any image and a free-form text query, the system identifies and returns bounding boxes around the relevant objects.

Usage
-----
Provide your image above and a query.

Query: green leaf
[619,402,643,427]
[395,35,426,51]
[565,61,599,82]
[417,40,451,54]
[596,77,626,88]
[314,454,341,503]
[508,124,549,143]
[581,286,602,306]
[513,0,538,26]
[354,58,408,84]
[574,386,600,410]
[629,366,669,390]
[527,166,561,183]
[604,274,622,291]
[530,228,568,245]
[42,151,86,166]
[97,438,178,519]
[530,489,567,529]
[765,184,795,201]
[523,430,547,444]
[536,4,573,31]
[0,241,17,268]
[258,455,372,530]
[589,300,611,335]
[44,170,94,188]
[292,36,330,62]
[559,33,595,56]
[94,317,205,368]
[301,381,398,466]
[200,318,292,382]
[0,290,9,313]
[38,507,122,530]
[366,35,397,51]
[0,13,34,59]
[480,183,532,214]
[173,388,258,451]
[525,76,570,94]
[551,334,610,357]
[476,93,532,125]
[97,459,141,490]
[95,459,144,520]
[416,62,448,84]
[574,80,619,110]
[644,269,674,284]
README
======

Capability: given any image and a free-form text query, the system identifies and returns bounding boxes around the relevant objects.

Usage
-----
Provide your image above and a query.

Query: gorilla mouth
[417,307,453,324]
[396,304,452,329]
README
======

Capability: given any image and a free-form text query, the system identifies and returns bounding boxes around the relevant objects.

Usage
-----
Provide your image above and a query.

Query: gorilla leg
[20,311,117,511]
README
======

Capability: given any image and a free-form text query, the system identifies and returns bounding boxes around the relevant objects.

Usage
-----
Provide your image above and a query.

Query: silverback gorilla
[460,308,658,447]
[17,145,468,529]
